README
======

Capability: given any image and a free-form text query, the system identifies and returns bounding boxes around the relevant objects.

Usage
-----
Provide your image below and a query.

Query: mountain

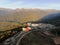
[0,8,14,16]
[0,8,60,31]
[38,13,60,26]
[0,8,60,23]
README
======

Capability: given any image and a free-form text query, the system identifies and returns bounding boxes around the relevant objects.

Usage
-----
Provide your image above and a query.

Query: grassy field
[0,22,21,31]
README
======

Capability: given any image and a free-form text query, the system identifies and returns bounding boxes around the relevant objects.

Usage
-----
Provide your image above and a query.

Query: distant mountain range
[0,8,60,23]
[0,8,14,16]
[0,8,60,31]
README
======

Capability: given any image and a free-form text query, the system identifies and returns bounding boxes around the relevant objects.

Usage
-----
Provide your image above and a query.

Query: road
[0,29,56,45]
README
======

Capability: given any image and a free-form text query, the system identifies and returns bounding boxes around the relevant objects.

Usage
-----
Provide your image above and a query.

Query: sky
[0,0,60,10]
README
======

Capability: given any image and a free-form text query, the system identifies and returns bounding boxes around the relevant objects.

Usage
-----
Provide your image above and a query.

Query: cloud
[0,0,8,4]
[0,0,60,10]
[41,4,60,9]
[0,0,24,9]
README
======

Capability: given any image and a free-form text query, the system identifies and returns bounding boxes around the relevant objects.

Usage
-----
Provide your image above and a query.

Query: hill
[0,8,60,31]
[0,8,14,16]
[0,8,60,23]
[38,13,60,26]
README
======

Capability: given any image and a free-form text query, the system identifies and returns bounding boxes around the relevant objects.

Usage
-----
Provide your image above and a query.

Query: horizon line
[0,7,60,10]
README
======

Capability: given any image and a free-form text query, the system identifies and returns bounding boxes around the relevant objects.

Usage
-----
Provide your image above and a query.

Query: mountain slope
[38,13,60,26]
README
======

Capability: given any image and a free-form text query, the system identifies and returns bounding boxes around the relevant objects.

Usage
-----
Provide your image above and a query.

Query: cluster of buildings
[22,22,56,32]
[27,22,55,28]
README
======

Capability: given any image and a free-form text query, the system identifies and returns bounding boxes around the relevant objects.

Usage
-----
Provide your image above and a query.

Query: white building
[27,22,40,27]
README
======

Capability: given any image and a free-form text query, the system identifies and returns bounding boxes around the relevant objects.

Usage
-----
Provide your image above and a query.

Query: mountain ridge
[0,8,60,23]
